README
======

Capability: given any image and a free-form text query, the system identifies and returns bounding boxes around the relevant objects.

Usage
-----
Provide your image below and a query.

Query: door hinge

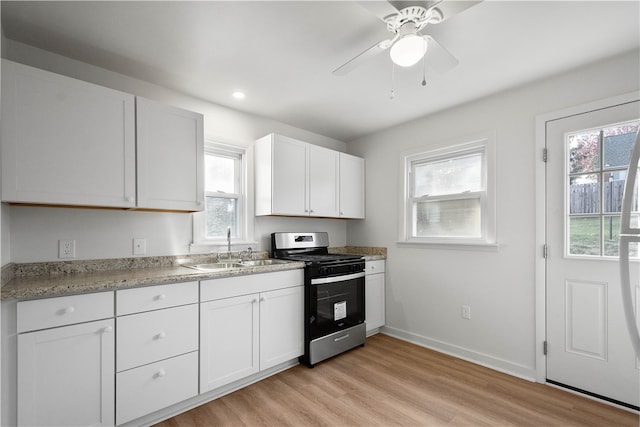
[543,340,548,355]
[542,148,548,162]
[543,244,548,259]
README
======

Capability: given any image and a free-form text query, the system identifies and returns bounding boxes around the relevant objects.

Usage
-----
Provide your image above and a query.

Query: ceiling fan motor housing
[385,6,443,34]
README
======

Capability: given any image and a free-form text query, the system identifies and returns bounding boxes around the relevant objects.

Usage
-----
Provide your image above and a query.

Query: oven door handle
[311,271,365,285]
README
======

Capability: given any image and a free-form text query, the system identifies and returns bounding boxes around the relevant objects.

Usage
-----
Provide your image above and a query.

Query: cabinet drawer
[116,281,198,315]
[17,292,114,333]
[201,269,303,302]
[117,304,198,372]
[116,351,198,425]
[365,259,386,275]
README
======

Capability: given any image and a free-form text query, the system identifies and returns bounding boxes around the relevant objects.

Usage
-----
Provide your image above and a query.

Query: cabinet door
[365,273,386,333]
[259,286,304,370]
[18,319,115,427]
[339,153,365,219]
[1,60,136,208]
[308,145,339,217]
[271,135,308,215]
[136,97,204,211]
[200,294,259,392]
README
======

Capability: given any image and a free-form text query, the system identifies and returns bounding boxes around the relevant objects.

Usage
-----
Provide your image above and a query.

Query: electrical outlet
[461,304,471,320]
[59,240,76,259]
[133,238,147,255]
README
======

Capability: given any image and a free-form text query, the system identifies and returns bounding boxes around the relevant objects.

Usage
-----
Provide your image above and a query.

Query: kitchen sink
[185,262,243,271]
[184,259,290,272]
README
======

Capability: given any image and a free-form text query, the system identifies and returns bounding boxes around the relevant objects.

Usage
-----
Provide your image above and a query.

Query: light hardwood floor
[155,334,639,426]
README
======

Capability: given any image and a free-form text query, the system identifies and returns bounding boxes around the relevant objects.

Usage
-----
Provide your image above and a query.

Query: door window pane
[568,216,600,256]
[569,175,599,214]
[569,131,600,174]
[602,123,639,170]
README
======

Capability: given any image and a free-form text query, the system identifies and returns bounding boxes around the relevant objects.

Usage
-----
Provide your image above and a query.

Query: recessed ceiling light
[232,91,246,100]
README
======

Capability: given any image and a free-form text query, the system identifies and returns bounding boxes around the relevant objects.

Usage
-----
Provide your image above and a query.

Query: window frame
[192,141,253,251]
[398,131,497,249]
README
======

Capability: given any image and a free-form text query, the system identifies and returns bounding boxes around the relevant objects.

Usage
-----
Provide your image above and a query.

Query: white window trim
[398,131,498,250]
[191,140,256,253]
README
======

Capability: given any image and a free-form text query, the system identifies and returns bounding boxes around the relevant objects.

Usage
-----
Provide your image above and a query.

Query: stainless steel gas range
[271,232,366,367]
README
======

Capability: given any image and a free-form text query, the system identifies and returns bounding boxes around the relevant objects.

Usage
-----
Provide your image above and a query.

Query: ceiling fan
[333,1,482,77]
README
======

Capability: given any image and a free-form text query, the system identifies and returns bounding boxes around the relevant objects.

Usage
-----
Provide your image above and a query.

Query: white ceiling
[2,1,639,142]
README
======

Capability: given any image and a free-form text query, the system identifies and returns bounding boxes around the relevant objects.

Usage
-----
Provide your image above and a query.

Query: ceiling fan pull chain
[421,53,427,86]
[390,62,396,100]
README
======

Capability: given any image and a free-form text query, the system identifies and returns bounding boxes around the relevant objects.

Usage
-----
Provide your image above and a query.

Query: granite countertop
[0,254,304,301]
[1,246,386,301]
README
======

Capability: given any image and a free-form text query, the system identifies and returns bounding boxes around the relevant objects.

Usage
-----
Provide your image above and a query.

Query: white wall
[346,50,640,379]
[2,40,350,263]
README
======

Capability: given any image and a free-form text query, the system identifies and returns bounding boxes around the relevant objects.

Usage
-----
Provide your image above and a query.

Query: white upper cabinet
[1,60,204,211]
[256,134,307,216]
[1,60,136,208]
[254,133,363,218]
[308,144,339,217]
[136,97,204,211]
[339,152,365,219]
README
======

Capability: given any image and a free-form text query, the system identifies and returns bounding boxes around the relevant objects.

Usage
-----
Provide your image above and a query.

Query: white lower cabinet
[116,351,198,425]
[200,294,260,391]
[365,260,386,334]
[200,270,304,393]
[17,294,115,427]
[12,272,305,426]
[115,282,199,425]
[259,286,304,370]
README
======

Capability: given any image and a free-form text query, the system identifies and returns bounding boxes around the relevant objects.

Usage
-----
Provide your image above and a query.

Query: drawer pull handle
[155,294,167,301]
[155,332,166,340]
[334,334,350,342]
[155,370,166,379]
[102,326,113,334]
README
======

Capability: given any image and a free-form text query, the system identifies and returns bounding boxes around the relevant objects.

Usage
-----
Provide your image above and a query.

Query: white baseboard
[380,326,537,382]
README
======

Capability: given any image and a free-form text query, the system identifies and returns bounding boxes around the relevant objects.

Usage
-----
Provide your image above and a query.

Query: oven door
[309,272,365,340]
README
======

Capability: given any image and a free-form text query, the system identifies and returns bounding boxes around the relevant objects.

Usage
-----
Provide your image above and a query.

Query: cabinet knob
[125,196,134,203]
[155,331,167,340]
[252,298,258,304]
[155,370,166,379]
[102,326,113,333]
[155,294,167,301]
[260,296,266,303]
[63,306,75,315]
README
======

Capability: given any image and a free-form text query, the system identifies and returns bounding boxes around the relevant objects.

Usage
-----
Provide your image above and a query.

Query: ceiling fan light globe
[390,34,427,67]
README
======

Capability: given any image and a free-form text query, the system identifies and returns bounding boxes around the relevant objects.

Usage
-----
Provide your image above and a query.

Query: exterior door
[546,100,640,408]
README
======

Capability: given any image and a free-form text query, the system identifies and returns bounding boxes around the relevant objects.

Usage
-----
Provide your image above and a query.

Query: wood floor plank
[154,334,639,427]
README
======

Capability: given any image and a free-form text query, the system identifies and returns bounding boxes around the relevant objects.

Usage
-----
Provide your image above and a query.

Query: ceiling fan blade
[333,39,393,76]
[429,0,482,22]
[424,35,458,74]
[357,1,401,22]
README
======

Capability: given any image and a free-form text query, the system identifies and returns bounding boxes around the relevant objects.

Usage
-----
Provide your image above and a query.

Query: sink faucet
[226,226,231,259]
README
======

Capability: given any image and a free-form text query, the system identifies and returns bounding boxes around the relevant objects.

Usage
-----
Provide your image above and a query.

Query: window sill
[396,240,501,252]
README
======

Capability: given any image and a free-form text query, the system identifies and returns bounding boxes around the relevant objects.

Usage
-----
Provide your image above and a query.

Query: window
[566,120,640,257]
[400,133,496,246]
[193,142,246,245]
